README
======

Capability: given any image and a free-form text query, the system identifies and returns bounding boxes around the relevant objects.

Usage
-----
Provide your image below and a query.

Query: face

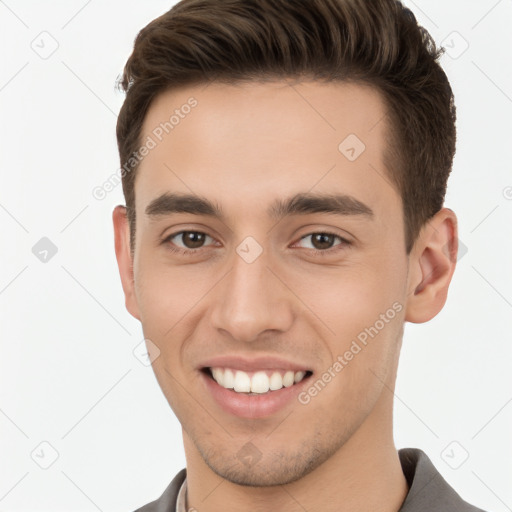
[119,80,414,485]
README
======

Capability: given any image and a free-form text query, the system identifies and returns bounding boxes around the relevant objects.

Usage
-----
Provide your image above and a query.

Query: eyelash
[162,230,352,257]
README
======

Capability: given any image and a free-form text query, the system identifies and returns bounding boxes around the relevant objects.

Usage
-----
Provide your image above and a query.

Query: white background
[0,0,511,510]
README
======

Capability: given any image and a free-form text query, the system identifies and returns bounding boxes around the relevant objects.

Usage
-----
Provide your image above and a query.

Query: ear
[404,208,458,323]
[112,205,141,321]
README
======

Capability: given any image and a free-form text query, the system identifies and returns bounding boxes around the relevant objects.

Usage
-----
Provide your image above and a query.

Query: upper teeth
[210,367,307,394]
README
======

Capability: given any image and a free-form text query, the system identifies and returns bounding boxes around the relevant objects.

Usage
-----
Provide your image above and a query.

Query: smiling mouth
[202,367,313,395]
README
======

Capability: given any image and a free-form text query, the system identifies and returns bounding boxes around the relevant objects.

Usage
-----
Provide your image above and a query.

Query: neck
[183,390,409,512]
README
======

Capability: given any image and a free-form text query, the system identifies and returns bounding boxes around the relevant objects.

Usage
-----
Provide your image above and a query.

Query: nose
[209,246,294,343]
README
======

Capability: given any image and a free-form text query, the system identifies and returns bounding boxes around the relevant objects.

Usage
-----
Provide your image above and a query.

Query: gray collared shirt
[134,447,487,511]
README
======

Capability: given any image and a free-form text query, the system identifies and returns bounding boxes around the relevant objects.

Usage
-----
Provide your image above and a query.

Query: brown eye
[164,231,215,253]
[180,231,208,249]
[298,232,347,251]
[301,233,343,251]
[311,233,336,250]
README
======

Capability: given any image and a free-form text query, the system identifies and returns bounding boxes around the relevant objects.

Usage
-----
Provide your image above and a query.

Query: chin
[198,440,334,487]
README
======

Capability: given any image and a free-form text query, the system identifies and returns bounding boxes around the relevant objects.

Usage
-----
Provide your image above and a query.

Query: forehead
[135,80,397,222]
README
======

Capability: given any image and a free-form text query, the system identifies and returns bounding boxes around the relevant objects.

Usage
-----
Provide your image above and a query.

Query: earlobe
[404,208,458,324]
[112,205,141,321]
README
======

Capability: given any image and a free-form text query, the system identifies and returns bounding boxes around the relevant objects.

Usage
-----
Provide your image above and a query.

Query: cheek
[290,258,404,337]
[133,261,217,367]
[135,249,196,320]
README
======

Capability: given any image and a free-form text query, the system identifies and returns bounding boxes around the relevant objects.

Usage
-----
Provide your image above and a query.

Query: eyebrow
[145,192,374,221]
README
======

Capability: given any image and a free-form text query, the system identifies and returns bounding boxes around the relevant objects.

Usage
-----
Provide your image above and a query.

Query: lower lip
[201,370,312,419]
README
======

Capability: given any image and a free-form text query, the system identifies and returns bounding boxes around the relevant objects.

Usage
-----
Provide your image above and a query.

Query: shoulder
[398,447,487,512]
[132,468,187,512]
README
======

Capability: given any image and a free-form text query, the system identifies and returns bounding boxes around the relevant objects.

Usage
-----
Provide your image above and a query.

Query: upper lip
[199,355,312,373]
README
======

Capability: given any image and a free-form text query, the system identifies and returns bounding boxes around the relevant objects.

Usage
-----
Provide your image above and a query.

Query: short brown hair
[116,0,456,255]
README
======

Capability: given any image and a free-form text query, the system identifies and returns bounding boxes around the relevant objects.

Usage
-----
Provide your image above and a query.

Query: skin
[113,80,458,512]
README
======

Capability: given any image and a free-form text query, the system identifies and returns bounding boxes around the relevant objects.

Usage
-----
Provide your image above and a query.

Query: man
[113,0,487,510]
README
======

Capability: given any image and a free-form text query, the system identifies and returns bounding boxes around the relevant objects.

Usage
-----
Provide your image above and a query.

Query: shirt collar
[176,476,187,512]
